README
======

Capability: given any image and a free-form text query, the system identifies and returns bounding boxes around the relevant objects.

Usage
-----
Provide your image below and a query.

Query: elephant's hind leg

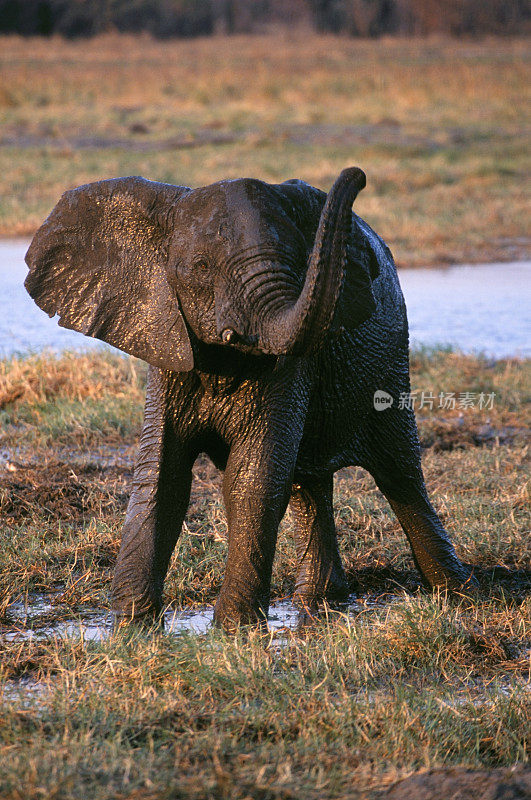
[291,476,350,607]
[111,368,194,621]
[364,410,475,591]
[383,491,475,591]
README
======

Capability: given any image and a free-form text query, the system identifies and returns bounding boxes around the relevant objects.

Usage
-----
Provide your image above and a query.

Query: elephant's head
[25,168,378,371]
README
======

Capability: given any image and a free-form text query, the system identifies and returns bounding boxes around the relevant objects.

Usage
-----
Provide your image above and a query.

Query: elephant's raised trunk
[261,167,368,355]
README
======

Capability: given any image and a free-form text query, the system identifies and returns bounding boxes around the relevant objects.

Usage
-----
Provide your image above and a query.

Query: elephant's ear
[272,178,381,332]
[25,176,194,372]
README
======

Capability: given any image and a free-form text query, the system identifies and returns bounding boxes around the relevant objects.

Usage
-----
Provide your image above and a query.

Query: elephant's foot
[113,607,164,635]
[414,557,477,594]
[428,567,478,596]
[213,588,269,632]
[294,557,350,610]
[387,497,478,593]
[290,476,349,610]
[112,601,163,628]
[420,549,477,593]
[111,575,163,625]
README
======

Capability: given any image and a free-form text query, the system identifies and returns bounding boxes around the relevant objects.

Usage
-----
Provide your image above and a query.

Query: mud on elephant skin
[24,166,476,629]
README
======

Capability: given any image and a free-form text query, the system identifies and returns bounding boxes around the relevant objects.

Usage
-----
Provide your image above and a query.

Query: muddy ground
[384,765,531,800]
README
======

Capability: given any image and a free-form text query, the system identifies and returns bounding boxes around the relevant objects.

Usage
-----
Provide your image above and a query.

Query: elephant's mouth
[192,335,278,375]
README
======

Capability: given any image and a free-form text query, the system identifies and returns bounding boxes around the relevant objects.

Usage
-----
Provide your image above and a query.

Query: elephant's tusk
[221,328,236,344]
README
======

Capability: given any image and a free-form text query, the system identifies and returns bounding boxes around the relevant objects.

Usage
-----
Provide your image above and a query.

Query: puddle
[164,605,214,635]
[1,676,49,706]
[1,606,112,644]
[6,594,57,621]
[434,681,531,712]
[2,593,398,644]
[3,594,528,708]
[1,599,318,643]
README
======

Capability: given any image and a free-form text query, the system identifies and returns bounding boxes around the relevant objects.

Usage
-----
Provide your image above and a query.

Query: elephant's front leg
[111,368,194,621]
[214,427,303,629]
[290,476,350,608]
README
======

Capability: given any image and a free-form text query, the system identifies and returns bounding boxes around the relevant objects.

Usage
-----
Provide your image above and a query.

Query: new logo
[373,390,393,411]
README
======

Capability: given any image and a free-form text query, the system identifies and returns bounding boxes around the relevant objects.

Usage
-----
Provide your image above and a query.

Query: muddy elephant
[24,167,475,628]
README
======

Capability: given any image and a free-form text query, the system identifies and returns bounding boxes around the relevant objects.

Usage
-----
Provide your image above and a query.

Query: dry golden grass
[0,33,529,264]
[0,349,529,798]
[0,350,146,409]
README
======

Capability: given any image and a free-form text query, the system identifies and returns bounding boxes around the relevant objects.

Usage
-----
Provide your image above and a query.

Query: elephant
[24,166,476,629]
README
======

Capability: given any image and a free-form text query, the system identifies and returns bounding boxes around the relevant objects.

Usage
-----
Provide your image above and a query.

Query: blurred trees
[0,0,528,37]
[0,1,215,37]
[309,0,530,36]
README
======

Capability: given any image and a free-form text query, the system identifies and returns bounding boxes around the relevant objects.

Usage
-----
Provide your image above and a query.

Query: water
[1,593,393,644]
[399,262,531,358]
[1,241,117,357]
[1,241,529,359]
[0,599,311,643]
[3,594,527,708]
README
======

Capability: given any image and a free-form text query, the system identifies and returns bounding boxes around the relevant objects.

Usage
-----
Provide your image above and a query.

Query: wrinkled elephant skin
[25,167,476,629]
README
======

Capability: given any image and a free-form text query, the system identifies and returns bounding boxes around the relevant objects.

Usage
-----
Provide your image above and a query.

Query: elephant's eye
[176,258,209,283]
